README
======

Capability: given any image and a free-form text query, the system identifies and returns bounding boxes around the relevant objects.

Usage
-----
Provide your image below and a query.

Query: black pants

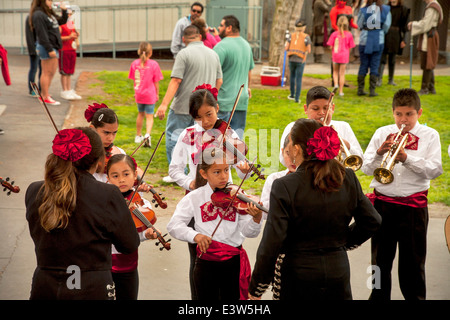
[370,200,428,300]
[280,247,352,300]
[193,254,240,300]
[112,269,139,300]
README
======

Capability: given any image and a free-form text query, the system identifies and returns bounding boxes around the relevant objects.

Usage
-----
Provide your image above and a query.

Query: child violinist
[167,146,263,300]
[168,84,250,192]
[106,153,160,300]
[361,88,443,300]
[84,102,145,183]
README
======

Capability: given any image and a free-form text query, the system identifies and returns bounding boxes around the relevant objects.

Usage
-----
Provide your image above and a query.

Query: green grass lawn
[90,71,450,205]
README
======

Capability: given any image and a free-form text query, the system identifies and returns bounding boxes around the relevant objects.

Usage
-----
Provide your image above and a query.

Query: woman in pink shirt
[327,16,355,96]
[192,18,221,49]
[129,42,163,147]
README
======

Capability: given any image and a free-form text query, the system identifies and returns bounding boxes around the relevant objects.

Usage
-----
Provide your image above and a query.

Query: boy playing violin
[361,88,443,300]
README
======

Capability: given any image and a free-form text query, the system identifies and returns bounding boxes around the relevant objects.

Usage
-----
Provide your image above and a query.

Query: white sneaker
[143,133,151,148]
[162,175,175,183]
[60,90,74,100]
[135,135,143,143]
[69,89,82,100]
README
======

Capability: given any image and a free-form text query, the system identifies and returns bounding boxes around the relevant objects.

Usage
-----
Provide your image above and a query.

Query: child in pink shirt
[129,42,163,147]
[327,16,355,96]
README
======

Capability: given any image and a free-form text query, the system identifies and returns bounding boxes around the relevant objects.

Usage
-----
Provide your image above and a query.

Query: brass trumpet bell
[344,154,363,171]
[373,124,408,184]
[373,167,394,184]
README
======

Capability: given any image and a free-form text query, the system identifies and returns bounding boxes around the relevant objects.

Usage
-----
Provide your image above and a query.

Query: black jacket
[249,165,381,295]
[26,170,139,273]
[32,7,68,53]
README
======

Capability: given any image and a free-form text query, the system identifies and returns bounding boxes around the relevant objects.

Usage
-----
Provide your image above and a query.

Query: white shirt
[167,183,262,247]
[361,122,442,197]
[169,123,247,191]
[260,169,290,213]
[279,120,364,167]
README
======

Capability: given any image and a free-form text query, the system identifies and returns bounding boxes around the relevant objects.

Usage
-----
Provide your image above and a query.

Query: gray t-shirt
[170,41,223,115]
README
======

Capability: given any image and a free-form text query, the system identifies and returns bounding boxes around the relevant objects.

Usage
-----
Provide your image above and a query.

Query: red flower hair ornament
[193,83,219,100]
[52,129,92,162]
[84,102,109,122]
[306,126,340,161]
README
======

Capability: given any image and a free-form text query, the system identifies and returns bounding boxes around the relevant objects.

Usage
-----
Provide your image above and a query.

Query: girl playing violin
[85,102,146,184]
[168,84,250,192]
[106,153,159,300]
[167,84,251,299]
[167,146,262,300]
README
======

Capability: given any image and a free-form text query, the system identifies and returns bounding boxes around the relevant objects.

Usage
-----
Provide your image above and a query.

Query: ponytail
[137,42,152,68]
[38,155,77,232]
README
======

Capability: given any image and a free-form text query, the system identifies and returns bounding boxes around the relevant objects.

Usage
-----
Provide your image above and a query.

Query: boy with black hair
[362,88,443,300]
[279,85,363,167]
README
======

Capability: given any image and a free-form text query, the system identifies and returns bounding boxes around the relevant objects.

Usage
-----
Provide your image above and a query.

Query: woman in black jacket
[29,0,68,105]
[248,119,381,300]
[25,127,140,300]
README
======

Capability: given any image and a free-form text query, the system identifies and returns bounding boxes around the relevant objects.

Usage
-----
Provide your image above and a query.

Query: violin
[134,177,168,210]
[127,192,171,251]
[211,183,268,215]
[204,119,265,181]
[1,177,20,195]
[150,187,167,209]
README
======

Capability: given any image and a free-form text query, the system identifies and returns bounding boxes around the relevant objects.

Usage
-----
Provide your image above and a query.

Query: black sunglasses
[191,9,202,14]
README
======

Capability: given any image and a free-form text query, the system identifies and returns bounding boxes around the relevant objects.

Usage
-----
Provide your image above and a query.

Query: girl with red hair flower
[249,118,382,300]
[25,127,140,299]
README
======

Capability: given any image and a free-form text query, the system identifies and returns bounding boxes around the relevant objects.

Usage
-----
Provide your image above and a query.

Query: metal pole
[409,33,413,88]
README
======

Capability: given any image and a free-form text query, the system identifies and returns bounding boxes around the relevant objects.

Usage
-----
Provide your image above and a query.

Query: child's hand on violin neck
[236,161,251,174]
[246,203,262,224]
[145,228,160,240]
[136,182,153,193]
[194,234,212,253]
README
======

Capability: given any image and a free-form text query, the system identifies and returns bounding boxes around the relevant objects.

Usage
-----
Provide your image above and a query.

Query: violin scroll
[1,177,20,195]
[150,187,167,209]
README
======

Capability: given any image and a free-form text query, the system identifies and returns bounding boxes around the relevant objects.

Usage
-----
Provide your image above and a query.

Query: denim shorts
[137,103,155,114]
[36,43,59,60]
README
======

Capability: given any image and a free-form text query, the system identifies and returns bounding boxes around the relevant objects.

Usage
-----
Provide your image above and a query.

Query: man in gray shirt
[170,2,204,58]
[156,25,223,182]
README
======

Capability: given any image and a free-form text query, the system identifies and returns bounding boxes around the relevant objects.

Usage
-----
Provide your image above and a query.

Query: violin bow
[216,84,245,148]
[31,82,59,134]
[127,131,165,207]
[130,135,150,157]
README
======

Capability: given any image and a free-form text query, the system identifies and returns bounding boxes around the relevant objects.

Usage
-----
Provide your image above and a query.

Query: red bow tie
[387,132,419,150]
[200,201,236,222]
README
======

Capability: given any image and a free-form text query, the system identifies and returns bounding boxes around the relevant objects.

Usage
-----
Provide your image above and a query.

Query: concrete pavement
[0,53,449,300]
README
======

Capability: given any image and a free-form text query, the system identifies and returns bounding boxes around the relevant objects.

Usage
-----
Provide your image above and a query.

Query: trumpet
[373,124,409,184]
[322,88,362,171]
[337,137,363,171]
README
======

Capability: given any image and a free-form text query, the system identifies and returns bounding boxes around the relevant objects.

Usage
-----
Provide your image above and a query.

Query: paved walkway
[0,53,449,300]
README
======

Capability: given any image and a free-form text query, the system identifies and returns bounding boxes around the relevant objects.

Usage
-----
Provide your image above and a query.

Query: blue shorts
[137,103,155,114]
[36,43,59,60]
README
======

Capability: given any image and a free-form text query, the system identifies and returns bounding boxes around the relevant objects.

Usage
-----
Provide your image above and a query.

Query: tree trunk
[268,0,304,68]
